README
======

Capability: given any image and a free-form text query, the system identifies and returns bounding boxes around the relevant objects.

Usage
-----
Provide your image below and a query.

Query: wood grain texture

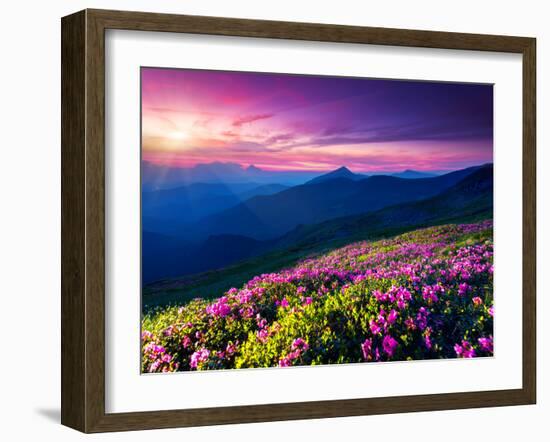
[522,38,537,403]
[60,8,537,433]
[84,9,107,432]
[89,8,532,52]
[61,10,86,431]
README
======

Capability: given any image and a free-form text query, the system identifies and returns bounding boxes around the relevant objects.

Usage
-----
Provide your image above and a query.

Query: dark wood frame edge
[61,9,536,433]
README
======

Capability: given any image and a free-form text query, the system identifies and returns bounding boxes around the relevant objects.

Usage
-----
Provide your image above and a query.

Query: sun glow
[141,68,494,172]
[168,131,188,140]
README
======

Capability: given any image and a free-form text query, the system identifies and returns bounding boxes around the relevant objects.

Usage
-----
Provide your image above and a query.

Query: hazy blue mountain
[306,166,366,185]
[143,165,493,289]
[280,164,493,247]
[142,231,196,283]
[392,169,437,179]
[142,161,320,189]
[142,231,275,284]
[142,182,289,232]
[186,164,486,240]
[236,183,289,201]
[143,182,258,207]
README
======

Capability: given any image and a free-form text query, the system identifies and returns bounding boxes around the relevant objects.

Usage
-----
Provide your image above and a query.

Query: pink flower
[416,307,429,331]
[287,350,301,360]
[394,287,411,305]
[149,360,161,372]
[472,296,483,306]
[405,317,416,330]
[424,334,432,350]
[422,284,444,303]
[296,286,306,295]
[255,314,267,328]
[143,343,166,357]
[478,336,493,352]
[361,338,372,360]
[399,287,412,301]
[236,289,253,304]
[292,338,309,351]
[257,328,269,343]
[454,340,476,358]
[488,305,494,317]
[387,309,398,324]
[377,310,387,328]
[453,343,463,355]
[239,306,255,318]
[206,297,231,318]
[458,282,470,296]
[278,357,291,367]
[189,348,210,369]
[369,320,381,335]
[181,335,192,349]
[382,335,398,357]
[302,297,313,306]
[372,290,388,302]
[225,342,237,355]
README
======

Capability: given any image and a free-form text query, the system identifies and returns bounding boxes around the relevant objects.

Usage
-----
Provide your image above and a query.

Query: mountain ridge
[391,169,437,179]
[143,165,494,299]
[186,164,488,241]
[142,161,321,189]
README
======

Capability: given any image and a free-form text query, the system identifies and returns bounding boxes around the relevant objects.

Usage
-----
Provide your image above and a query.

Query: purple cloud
[232,113,274,127]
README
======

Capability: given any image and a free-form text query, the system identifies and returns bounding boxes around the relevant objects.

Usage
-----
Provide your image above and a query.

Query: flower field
[142,221,494,372]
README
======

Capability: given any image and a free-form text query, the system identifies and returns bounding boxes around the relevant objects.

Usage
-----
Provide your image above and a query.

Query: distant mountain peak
[307,166,365,185]
[392,169,436,179]
[246,165,263,173]
[335,166,352,173]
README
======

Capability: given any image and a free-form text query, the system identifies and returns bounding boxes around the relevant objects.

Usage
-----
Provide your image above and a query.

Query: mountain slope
[143,168,493,307]
[237,183,289,200]
[188,164,486,240]
[281,165,493,247]
[142,230,276,284]
[143,165,493,291]
[142,182,289,231]
[142,231,196,283]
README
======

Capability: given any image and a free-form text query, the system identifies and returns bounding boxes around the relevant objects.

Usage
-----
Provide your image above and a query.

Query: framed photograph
[61,9,536,433]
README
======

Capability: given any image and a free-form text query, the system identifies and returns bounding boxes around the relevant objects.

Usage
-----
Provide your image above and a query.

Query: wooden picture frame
[61,8,536,433]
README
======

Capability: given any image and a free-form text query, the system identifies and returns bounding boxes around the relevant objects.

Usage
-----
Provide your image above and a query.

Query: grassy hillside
[142,221,494,372]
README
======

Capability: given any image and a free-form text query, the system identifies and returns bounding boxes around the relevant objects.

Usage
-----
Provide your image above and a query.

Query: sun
[167,131,188,140]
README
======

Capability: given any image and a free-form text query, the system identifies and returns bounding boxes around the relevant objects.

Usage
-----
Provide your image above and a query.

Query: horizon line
[142,159,493,175]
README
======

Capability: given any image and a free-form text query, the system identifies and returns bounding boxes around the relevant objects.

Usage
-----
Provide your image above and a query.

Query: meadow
[141,220,494,372]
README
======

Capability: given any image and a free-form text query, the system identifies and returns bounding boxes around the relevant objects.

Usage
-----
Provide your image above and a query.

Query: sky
[141,67,493,173]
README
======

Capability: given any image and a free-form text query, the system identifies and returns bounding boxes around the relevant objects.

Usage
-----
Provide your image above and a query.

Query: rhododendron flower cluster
[142,221,494,372]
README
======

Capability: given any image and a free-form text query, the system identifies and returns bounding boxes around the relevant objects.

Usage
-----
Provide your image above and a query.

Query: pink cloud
[141,67,493,173]
[232,113,274,127]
